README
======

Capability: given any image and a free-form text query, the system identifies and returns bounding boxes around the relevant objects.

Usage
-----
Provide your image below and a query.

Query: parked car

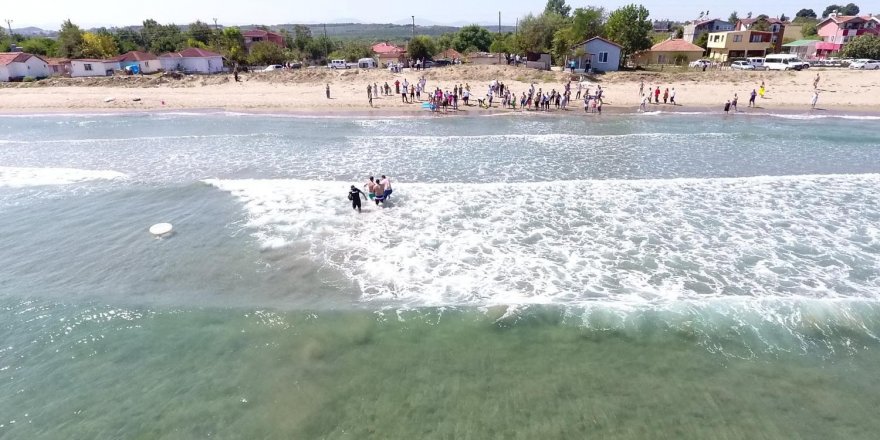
[433,59,453,67]
[747,57,766,70]
[263,64,283,72]
[731,60,755,70]
[328,59,350,69]
[849,59,880,69]
[689,59,711,68]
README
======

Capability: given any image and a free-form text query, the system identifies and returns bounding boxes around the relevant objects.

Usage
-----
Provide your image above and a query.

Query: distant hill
[12,27,58,37]
[267,23,517,41]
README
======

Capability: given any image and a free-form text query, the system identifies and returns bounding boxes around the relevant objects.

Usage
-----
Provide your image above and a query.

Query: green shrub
[22,76,36,82]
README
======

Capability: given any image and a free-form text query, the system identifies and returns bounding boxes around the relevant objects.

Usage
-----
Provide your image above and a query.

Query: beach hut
[573,37,623,71]
[159,48,224,74]
[114,51,160,74]
[70,59,121,77]
[632,39,706,66]
[0,52,50,81]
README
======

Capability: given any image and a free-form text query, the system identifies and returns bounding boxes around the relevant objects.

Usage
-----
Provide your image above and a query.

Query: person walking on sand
[759,83,765,99]
[367,84,373,107]
[724,100,731,114]
[813,73,820,89]
[325,84,330,99]
[731,93,738,112]
[749,89,757,107]
[663,88,669,104]
[811,90,819,109]
[639,94,648,112]
[669,88,676,105]
[654,86,660,104]
[639,80,644,97]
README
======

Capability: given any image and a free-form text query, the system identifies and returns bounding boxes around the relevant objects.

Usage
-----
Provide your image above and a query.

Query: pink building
[816,14,880,57]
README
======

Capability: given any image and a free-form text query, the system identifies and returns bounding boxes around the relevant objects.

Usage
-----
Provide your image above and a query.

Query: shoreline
[2,104,879,119]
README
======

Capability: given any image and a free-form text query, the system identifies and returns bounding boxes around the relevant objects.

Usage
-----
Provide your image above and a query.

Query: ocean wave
[205,173,880,307]
[0,166,128,188]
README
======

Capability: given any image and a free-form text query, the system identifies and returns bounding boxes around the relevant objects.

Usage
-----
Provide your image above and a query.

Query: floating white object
[149,223,173,236]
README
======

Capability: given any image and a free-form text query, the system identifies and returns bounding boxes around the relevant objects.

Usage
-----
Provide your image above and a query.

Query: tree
[81,32,119,58]
[695,32,709,55]
[729,11,739,24]
[187,20,213,46]
[674,25,684,38]
[842,35,880,59]
[780,13,789,21]
[802,21,819,37]
[436,33,455,51]
[338,41,373,61]
[842,3,860,15]
[292,25,312,52]
[751,15,772,31]
[796,8,818,18]
[513,13,569,55]
[605,4,652,67]
[113,27,143,53]
[408,35,436,60]
[569,7,606,41]
[453,25,493,53]
[249,41,285,65]
[823,4,858,17]
[218,27,247,64]
[19,37,58,56]
[58,19,84,58]
[544,0,572,17]
[0,27,10,52]
[489,33,514,54]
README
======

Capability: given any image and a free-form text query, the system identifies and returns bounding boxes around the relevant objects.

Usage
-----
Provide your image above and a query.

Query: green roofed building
[782,39,819,60]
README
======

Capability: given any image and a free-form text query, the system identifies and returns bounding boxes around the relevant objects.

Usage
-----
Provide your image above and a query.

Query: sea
[1,111,880,439]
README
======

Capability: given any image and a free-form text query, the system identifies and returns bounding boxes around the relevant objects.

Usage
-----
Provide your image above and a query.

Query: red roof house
[243,29,285,52]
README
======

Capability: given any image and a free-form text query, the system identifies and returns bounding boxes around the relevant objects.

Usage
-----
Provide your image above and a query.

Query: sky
[4,0,835,30]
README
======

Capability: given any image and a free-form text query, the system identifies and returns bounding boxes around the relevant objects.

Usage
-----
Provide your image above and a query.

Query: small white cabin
[70,59,120,77]
[159,48,224,74]
[0,52,51,81]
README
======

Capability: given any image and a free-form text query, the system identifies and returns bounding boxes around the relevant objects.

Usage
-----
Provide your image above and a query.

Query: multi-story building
[735,18,787,53]
[706,30,773,62]
[816,13,880,57]
[242,29,286,53]
[683,18,734,44]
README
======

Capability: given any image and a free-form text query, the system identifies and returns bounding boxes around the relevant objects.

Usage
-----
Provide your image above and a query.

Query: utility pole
[323,23,328,61]
[4,19,12,37]
[212,18,218,31]
[497,12,501,64]
[411,16,415,40]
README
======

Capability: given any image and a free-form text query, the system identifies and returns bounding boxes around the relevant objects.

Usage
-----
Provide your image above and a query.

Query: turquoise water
[2,112,880,438]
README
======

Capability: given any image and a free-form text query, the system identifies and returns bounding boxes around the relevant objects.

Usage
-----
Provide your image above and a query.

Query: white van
[747,57,766,70]
[765,54,806,71]
[328,59,350,69]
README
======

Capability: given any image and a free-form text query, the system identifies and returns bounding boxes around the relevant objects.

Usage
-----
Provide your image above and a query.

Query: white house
[70,59,121,77]
[0,52,51,82]
[114,51,160,74]
[575,37,623,72]
[159,48,224,74]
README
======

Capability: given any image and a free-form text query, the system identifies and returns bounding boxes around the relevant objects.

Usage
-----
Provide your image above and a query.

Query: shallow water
[1,112,880,438]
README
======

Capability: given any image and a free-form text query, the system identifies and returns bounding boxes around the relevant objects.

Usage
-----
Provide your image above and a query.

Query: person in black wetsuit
[348,185,367,212]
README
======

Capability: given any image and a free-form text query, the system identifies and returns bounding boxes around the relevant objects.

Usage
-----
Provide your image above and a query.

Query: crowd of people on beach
[348,175,393,212]
[363,76,607,114]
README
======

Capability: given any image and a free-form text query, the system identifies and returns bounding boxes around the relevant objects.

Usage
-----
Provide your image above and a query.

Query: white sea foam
[206,174,880,307]
[0,167,127,188]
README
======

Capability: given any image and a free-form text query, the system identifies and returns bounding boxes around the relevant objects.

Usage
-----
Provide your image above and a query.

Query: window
[145,62,149,67]
[84,63,93,71]
[598,52,608,63]
[750,34,763,43]
[733,35,742,42]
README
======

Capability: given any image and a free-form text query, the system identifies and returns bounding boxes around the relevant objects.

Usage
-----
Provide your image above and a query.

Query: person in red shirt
[654,86,660,104]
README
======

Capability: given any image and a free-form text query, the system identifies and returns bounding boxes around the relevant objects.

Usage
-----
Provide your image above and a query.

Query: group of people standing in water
[348,175,393,212]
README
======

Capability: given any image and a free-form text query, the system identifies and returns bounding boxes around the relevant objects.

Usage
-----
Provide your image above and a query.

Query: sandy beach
[1,65,878,114]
